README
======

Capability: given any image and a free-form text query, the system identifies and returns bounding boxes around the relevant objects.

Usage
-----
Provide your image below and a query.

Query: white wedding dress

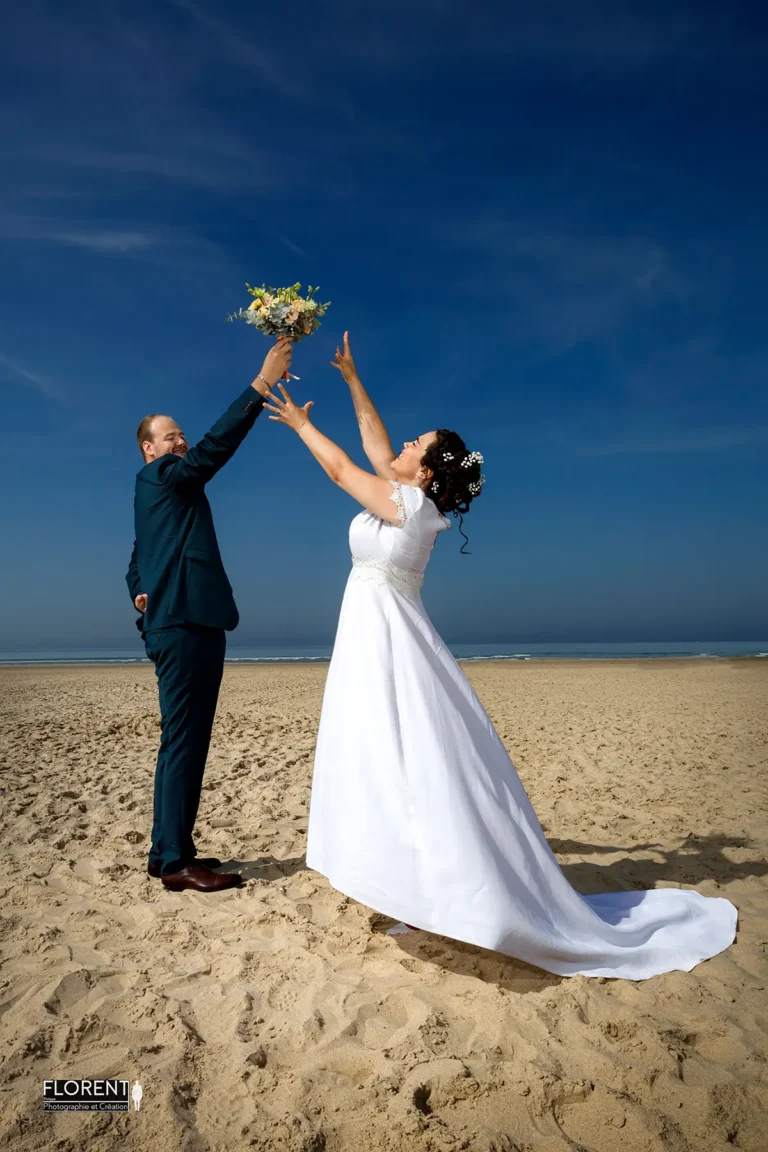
[305,481,738,979]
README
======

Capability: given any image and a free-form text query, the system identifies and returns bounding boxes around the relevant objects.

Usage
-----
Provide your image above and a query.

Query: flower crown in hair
[462,450,485,496]
[431,448,486,497]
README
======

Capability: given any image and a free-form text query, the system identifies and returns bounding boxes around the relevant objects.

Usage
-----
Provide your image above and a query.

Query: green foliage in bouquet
[227,283,331,342]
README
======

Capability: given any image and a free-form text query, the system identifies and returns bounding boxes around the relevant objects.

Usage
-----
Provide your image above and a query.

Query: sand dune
[1,659,766,1151]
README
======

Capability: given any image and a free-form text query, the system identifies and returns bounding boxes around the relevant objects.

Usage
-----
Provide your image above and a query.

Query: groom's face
[142,416,188,462]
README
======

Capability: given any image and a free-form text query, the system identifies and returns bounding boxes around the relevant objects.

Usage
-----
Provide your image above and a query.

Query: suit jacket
[126,386,264,633]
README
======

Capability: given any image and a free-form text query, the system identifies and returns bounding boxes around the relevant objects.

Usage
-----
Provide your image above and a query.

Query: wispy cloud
[320,0,764,74]
[55,230,158,254]
[0,214,230,268]
[274,233,311,259]
[0,354,60,401]
[162,0,305,99]
[13,138,294,196]
[476,418,768,459]
[0,2,432,217]
[574,425,768,456]
[444,218,685,350]
[0,5,308,202]
[0,214,168,256]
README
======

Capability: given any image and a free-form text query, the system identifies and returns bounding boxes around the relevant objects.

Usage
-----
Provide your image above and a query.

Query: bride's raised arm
[262,382,432,525]
[331,332,397,479]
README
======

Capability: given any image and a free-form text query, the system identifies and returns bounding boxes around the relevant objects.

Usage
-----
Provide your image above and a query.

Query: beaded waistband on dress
[349,556,423,596]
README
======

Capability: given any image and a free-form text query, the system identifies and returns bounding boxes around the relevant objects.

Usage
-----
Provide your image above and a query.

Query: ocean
[1,641,766,665]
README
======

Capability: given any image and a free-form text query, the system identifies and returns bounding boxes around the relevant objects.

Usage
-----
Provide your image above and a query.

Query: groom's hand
[134,594,147,613]
[252,337,293,395]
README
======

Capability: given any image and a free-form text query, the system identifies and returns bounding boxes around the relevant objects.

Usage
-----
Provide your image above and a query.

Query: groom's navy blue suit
[126,387,264,876]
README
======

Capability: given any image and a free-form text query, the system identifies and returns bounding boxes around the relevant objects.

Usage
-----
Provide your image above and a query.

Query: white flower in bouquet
[227,282,331,343]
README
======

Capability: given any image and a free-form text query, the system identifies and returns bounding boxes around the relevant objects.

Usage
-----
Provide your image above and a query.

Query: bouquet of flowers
[227,283,331,343]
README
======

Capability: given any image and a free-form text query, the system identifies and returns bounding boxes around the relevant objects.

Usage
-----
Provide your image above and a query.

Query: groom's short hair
[137,415,159,460]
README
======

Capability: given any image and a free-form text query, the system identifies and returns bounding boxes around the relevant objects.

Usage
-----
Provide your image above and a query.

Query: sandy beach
[1,658,766,1151]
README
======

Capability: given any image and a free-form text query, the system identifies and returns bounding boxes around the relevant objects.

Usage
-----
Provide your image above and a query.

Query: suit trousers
[144,624,226,875]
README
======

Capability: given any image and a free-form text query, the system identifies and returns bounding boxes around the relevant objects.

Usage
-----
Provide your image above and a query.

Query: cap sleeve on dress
[388,481,451,532]
[388,480,429,525]
[387,480,407,524]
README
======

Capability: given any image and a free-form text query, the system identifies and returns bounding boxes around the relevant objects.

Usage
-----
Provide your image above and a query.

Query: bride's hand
[264,382,315,432]
[330,331,359,384]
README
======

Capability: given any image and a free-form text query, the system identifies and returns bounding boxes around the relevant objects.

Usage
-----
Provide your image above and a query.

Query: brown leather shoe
[161,864,243,892]
[148,856,222,879]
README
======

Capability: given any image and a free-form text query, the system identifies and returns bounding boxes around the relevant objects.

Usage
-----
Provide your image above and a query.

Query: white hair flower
[461,450,484,468]
[442,451,454,461]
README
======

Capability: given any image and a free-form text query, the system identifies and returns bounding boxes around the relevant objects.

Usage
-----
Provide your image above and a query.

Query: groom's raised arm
[156,386,265,491]
[157,339,292,492]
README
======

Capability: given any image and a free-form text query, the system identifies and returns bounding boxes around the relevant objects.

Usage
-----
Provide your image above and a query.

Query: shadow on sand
[214,832,755,989]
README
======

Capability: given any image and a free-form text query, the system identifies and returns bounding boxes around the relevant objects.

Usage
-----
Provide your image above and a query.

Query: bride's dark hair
[420,430,484,555]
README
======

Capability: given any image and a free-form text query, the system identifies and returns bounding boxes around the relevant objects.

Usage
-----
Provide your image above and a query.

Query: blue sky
[1,0,766,650]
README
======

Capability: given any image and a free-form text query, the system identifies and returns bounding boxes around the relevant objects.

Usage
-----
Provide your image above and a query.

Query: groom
[126,338,292,892]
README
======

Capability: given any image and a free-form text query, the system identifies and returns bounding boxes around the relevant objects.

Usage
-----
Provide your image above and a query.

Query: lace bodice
[348,481,451,596]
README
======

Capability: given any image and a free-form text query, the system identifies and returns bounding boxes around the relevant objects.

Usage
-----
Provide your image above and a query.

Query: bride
[263,333,737,980]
